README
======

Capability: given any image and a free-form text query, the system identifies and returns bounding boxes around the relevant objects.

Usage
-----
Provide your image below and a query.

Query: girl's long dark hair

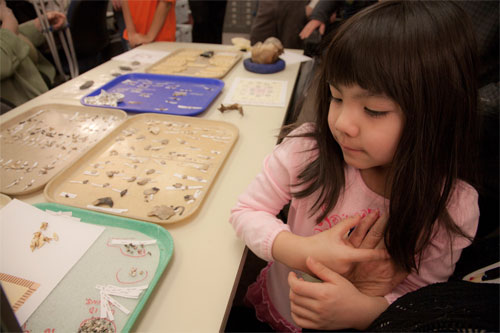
[289,1,480,272]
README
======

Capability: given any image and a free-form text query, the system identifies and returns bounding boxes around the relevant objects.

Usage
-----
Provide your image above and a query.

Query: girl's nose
[334,109,359,137]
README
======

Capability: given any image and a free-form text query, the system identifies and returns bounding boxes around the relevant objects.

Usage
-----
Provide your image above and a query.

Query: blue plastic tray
[81,73,224,116]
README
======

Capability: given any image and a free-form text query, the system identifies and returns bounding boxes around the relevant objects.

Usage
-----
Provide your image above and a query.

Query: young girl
[122,0,176,48]
[230,1,480,331]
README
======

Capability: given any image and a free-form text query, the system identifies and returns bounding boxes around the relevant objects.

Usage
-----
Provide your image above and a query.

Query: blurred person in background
[0,0,65,112]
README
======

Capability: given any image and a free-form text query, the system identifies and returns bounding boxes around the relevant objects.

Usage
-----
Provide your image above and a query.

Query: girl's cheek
[327,104,337,130]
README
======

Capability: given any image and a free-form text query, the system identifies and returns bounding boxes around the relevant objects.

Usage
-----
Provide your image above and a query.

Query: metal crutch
[42,0,79,78]
[32,0,79,80]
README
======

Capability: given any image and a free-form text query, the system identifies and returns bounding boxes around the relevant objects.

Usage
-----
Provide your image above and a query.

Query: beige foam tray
[0,193,11,208]
[44,113,238,224]
[0,104,127,195]
[146,48,242,78]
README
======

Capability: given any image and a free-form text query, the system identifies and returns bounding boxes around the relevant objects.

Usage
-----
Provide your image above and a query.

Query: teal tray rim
[33,202,174,332]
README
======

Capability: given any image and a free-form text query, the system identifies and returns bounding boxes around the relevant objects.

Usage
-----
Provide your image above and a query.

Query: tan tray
[0,193,11,208]
[146,48,242,79]
[44,113,238,224]
[0,104,127,195]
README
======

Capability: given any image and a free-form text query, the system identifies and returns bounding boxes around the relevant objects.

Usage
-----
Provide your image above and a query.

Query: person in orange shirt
[122,0,176,48]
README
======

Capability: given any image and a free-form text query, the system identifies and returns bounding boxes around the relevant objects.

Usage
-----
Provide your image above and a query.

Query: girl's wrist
[272,231,309,272]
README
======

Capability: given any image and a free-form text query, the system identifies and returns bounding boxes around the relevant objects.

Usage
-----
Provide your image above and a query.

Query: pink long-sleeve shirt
[230,123,479,328]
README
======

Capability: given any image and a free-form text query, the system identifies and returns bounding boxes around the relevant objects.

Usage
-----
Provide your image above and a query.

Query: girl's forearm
[272,231,310,272]
[146,0,171,42]
[121,0,136,34]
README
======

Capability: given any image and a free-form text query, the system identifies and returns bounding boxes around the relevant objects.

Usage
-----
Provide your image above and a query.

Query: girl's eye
[331,96,342,103]
[364,107,388,118]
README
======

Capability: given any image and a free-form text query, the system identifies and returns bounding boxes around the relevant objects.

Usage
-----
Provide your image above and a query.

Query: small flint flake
[174,205,185,216]
[184,194,195,202]
[149,127,160,135]
[106,170,119,178]
[137,177,151,185]
[148,205,175,220]
[143,187,159,195]
[200,50,214,58]
[79,80,94,90]
[92,197,114,207]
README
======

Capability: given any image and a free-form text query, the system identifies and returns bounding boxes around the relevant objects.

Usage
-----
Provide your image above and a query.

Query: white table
[0,41,304,332]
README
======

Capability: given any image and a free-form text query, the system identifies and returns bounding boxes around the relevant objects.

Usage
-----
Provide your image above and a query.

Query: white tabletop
[0,41,304,332]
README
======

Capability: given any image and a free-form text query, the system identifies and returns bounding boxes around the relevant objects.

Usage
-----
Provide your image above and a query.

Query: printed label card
[224,77,288,107]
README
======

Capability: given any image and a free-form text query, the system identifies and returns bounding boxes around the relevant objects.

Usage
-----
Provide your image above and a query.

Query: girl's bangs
[324,7,406,98]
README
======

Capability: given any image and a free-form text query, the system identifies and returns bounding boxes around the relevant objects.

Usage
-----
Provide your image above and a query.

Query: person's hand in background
[0,0,19,35]
[33,11,66,32]
[127,31,151,48]
[111,0,122,11]
[299,19,325,39]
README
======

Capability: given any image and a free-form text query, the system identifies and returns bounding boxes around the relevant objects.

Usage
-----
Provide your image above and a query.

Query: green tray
[25,203,174,332]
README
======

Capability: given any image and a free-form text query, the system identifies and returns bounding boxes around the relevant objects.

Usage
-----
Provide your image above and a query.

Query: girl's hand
[288,257,389,330]
[347,211,385,249]
[305,212,388,275]
[272,213,388,275]
[345,213,409,296]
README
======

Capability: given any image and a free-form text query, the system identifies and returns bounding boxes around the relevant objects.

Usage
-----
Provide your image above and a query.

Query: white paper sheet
[0,199,105,324]
[111,49,170,64]
[280,51,312,65]
[224,77,288,107]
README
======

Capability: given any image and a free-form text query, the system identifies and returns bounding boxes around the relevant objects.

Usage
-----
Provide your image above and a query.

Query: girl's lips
[340,144,362,152]
[334,135,362,152]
